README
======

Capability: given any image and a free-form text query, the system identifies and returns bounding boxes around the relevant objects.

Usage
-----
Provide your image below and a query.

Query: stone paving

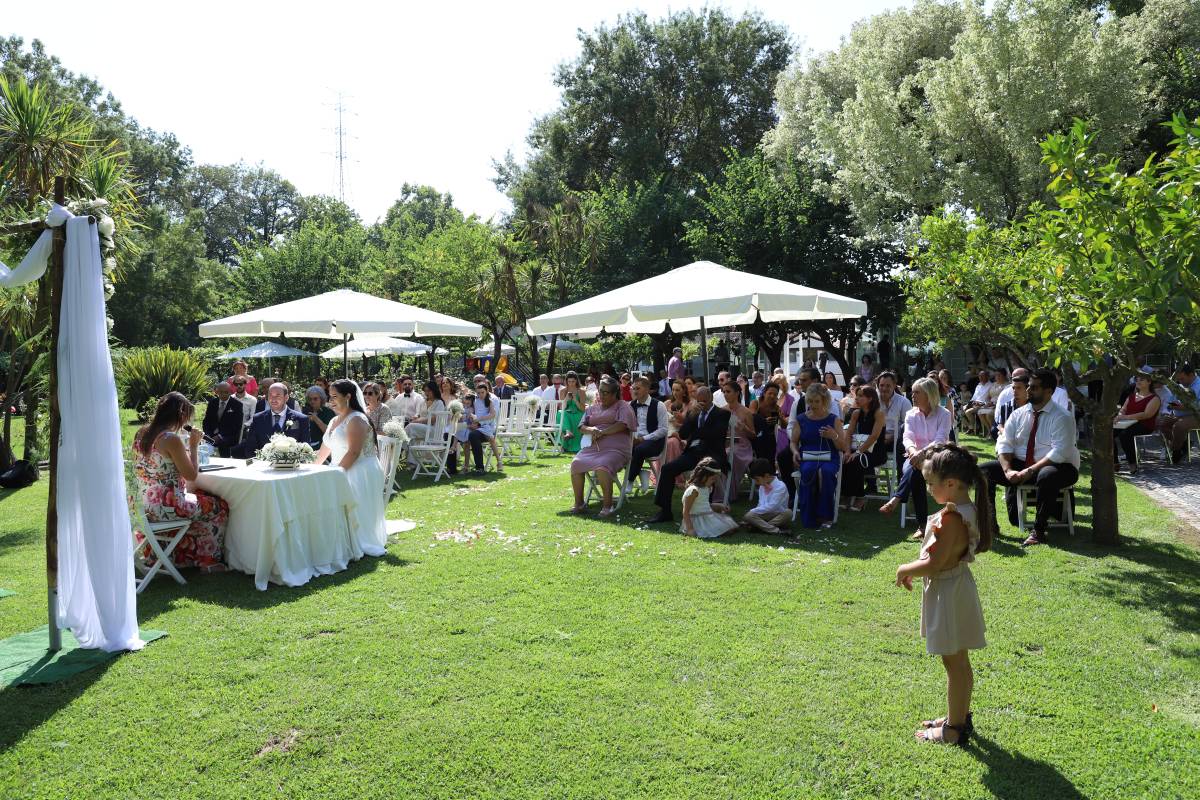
[1124,456,1200,534]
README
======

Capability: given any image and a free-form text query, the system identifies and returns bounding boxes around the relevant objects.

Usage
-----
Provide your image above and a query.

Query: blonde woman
[789,383,846,528]
[882,377,952,538]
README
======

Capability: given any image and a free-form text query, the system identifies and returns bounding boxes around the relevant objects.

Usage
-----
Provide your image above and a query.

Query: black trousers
[841,448,888,498]
[655,449,713,512]
[777,448,796,502]
[1114,422,1154,466]
[467,429,490,469]
[892,457,929,528]
[980,458,1079,535]
[628,438,665,481]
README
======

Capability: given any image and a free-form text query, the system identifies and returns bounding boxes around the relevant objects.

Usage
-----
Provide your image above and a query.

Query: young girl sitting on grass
[680,457,738,539]
[894,442,993,747]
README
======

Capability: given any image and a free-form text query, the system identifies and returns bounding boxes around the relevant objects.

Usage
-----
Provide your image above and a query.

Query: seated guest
[981,369,1080,547]
[722,382,756,501]
[881,377,952,537]
[303,385,336,448]
[235,382,311,457]
[387,374,425,422]
[619,372,634,402]
[779,368,819,499]
[457,379,503,472]
[226,360,258,398]
[749,371,767,402]
[1114,372,1161,473]
[202,380,245,457]
[711,370,733,408]
[962,369,992,433]
[363,382,393,433]
[823,371,844,406]
[655,379,693,488]
[877,371,912,460]
[559,371,588,453]
[741,458,790,534]
[314,376,332,403]
[858,354,876,383]
[133,392,229,572]
[405,381,446,443]
[569,376,636,516]
[648,386,730,524]
[533,374,555,405]
[493,375,515,400]
[838,385,888,512]
[1159,363,1200,463]
[977,367,1009,436]
[625,376,668,492]
[790,384,846,529]
[657,369,671,399]
[750,382,782,461]
[840,375,864,418]
[995,370,1029,433]
[438,376,459,406]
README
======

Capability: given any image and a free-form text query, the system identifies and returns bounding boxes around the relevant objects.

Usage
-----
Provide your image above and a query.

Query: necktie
[1024,410,1041,465]
[699,410,708,429]
[219,400,227,417]
[274,414,283,433]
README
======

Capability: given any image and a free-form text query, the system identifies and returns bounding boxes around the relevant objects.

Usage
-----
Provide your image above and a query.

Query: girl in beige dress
[894,442,993,748]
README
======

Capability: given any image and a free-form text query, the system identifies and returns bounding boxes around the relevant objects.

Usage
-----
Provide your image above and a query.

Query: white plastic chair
[497,401,534,463]
[790,458,844,526]
[531,399,563,454]
[1016,485,1075,536]
[585,463,631,511]
[409,411,459,482]
[377,434,404,503]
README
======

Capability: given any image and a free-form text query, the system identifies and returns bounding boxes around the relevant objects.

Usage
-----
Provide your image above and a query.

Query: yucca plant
[0,75,92,211]
[116,347,212,414]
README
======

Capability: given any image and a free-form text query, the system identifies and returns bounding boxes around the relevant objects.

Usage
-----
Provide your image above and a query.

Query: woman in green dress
[559,371,588,453]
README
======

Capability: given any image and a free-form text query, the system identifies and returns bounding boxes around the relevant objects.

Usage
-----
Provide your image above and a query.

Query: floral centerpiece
[257,433,315,469]
[381,419,410,444]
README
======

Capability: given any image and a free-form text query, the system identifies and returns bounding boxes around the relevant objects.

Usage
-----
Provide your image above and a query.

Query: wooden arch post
[46,176,66,651]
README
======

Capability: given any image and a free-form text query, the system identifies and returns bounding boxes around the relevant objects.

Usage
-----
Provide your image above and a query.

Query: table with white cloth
[194,457,360,591]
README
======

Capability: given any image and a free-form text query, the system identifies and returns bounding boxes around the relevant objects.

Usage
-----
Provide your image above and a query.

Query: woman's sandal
[570,504,587,515]
[879,497,899,515]
[909,528,924,542]
[849,499,866,512]
[598,506,616,518]
[920,712,974,733]
[916,720,971,747]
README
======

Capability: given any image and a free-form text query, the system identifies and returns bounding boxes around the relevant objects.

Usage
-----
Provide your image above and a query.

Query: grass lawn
[1,419,1198,799]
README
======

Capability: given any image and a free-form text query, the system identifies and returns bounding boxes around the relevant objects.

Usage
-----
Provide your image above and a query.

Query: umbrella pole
[342,334,348,378]
[700,316,709,384]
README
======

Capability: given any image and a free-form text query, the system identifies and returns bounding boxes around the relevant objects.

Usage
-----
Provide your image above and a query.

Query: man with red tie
[981,369,1080,547]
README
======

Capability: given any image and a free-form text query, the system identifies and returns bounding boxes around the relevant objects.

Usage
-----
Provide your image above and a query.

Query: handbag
[801,434,833,462]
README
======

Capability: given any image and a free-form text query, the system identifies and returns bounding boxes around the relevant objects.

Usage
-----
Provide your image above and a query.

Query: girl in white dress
[314,379,388,558]
[894,442,992,747]
[680,457,738,539]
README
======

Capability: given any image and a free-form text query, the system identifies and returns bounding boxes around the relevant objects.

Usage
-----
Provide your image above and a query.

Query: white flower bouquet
[382,419,409,443]
[258,433,315,469]
[525,393,542,408]
[447,399,465,416]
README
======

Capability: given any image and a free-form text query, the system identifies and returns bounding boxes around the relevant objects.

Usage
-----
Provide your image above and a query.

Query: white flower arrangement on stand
[525,394,542,409]
[258,433,315,469]
[381,419,410,444]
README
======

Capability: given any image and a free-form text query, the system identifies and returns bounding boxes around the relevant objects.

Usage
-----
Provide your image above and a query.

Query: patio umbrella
[199,290,482,376]
[218,341,318,379]
[470,341,516,357]
[317,336,448,359]
[538,338,584,351]
[526,261,868,379]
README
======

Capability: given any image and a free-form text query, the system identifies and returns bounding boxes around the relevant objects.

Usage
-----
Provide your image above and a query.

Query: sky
[4,1,911,223]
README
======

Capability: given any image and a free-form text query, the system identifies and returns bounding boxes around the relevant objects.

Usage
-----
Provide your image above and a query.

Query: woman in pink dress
[569,376,637,516]
[654,379,693,487]
[133,392,229,571]
[721,383,756,502]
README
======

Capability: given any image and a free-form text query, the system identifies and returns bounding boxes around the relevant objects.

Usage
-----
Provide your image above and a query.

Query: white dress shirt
[971,381,993,405]
[537,385,559,404]
[387,392,426,421]
[236,394,256,426]
[1051,385,1072,410]
[750,477,790,516]
[994,384,1015,411]
[713,390,729,408]
[632,398,668,442]
[882,392,912,438]
[997,401,1080,469]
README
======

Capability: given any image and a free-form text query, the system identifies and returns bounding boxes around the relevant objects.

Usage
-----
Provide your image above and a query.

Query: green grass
[1,422,1198,799]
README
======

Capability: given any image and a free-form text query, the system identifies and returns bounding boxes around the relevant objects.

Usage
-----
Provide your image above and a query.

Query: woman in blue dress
[789,383,847,529]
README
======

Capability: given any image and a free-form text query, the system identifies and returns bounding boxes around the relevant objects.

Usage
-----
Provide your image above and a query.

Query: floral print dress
[134,432,229,569]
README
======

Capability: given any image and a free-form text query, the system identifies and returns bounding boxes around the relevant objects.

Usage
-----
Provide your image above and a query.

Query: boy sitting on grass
[741,458,791,535]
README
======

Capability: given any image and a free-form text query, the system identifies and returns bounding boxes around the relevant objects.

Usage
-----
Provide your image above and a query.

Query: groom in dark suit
[235,382,310,457]
[202,381,246,457]
[648,386,730,523]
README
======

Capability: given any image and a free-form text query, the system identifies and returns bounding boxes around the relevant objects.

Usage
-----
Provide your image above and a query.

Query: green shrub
[116,347,212,413]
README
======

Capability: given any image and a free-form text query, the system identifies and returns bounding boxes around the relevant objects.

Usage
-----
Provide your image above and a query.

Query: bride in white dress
[314,379,388,557]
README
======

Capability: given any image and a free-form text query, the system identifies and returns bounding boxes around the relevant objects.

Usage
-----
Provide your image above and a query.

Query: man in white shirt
[657,369,671,399]
[712,371,732,407]
[749,371,766,402]
[230,376,257,431]
[1160,363,1200,463]
[387,374,426,422]
[741,458,791,534]
[993,367,1026,413]
[962,368,992,434]
[982,369,1080,547]
[532,374,555,403]
[877,371,912,458]
[626,376,668,491]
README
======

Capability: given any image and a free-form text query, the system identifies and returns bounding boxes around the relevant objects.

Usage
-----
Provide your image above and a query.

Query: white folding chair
[719,419,738,504]
[531,399,563,454]
[377,434,404,503]
[1189,428,1200,463]
[585,463,631,511]
[493,399,513,432]
[409,411,459,482]
[497,401,534,463]
[1015,485,1075,536]
[132,515,190,593]
[790,458,844,526]
[1132,431,1171,468]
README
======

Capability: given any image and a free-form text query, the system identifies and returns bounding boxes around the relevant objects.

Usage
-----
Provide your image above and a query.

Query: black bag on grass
[0,459,38,489]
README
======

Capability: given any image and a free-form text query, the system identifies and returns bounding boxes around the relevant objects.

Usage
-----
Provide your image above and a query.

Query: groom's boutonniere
[285,419,296,431]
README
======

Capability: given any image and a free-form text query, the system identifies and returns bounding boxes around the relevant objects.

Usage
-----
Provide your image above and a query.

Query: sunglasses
[363,390,377,396]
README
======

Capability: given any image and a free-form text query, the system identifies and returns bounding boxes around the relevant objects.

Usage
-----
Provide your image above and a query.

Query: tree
[767,0,1155,236]
[184,163,303,264]
[364,186,462,302]
[684,151,902,375]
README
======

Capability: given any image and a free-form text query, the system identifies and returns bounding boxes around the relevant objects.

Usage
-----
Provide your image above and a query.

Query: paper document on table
[1112,419,1138,430]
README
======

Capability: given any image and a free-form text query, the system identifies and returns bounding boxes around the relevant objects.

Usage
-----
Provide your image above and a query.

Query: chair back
[377,435,404,502]
[494,399,513,431]
[422,410,455,444]
[540,399,562,427]
[506,401,532,433]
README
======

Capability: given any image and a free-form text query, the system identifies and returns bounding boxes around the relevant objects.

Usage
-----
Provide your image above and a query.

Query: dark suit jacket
[202,397,246,452]
[493,385,515,400]
[235,406,311,457]
[678,406,731,468]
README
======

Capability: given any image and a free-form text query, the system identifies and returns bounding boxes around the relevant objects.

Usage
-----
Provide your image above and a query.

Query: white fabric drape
[54,214,142,651]
[0,204,72,288]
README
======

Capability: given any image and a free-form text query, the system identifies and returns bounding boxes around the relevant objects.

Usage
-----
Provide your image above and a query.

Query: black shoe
[646,511,674,524]
[447,453,458,475]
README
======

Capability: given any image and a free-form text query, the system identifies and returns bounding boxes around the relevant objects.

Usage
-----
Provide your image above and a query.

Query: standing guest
[314,376,332,404]
[405,381,446,443]
[881,377,952,537]
[230,376,257,431]
[648,387,731,524]
[741,458,791,535]
[493,375,515,400]
[790,384,846,529]
[657,369,671,399]
[680,457,738,538]
[878,334,893,369]
[457,379,503,472]
[133,392,229,572]
[559,371,588,454]
[387,374,425,422]
[823,372,844,406]
[303,386,336,449]
[981,369,1080,547]
[619,372,634,402]
[626,376,668,493]
[877,371,913,460]
[362,383,394,434]
[722,383,756,502]
[226,360,258,398]
[236,382,310,457]
[667,346,685,383]
[894,442,992,747]
[750,382,782,461]
[569,376,636,517]
[202,381,245,458]
[1159,363,1200,463]
[748,371,766,402]
[1114,373,1161,473]
[839,385,889,512]
[858,354,876,383]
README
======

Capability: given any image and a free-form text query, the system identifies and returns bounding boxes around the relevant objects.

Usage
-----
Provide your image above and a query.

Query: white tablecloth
[194,457,359,590]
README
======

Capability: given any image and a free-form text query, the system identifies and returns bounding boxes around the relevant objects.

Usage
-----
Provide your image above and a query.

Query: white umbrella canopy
[318,336,448,359]
[538,338,584,351]
[471,341,516,357]
[199,289,483,340]
[219,341,317,360]
[526,261,867,336]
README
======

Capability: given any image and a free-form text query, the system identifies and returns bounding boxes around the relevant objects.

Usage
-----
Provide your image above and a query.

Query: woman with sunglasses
[362,382,393,435]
